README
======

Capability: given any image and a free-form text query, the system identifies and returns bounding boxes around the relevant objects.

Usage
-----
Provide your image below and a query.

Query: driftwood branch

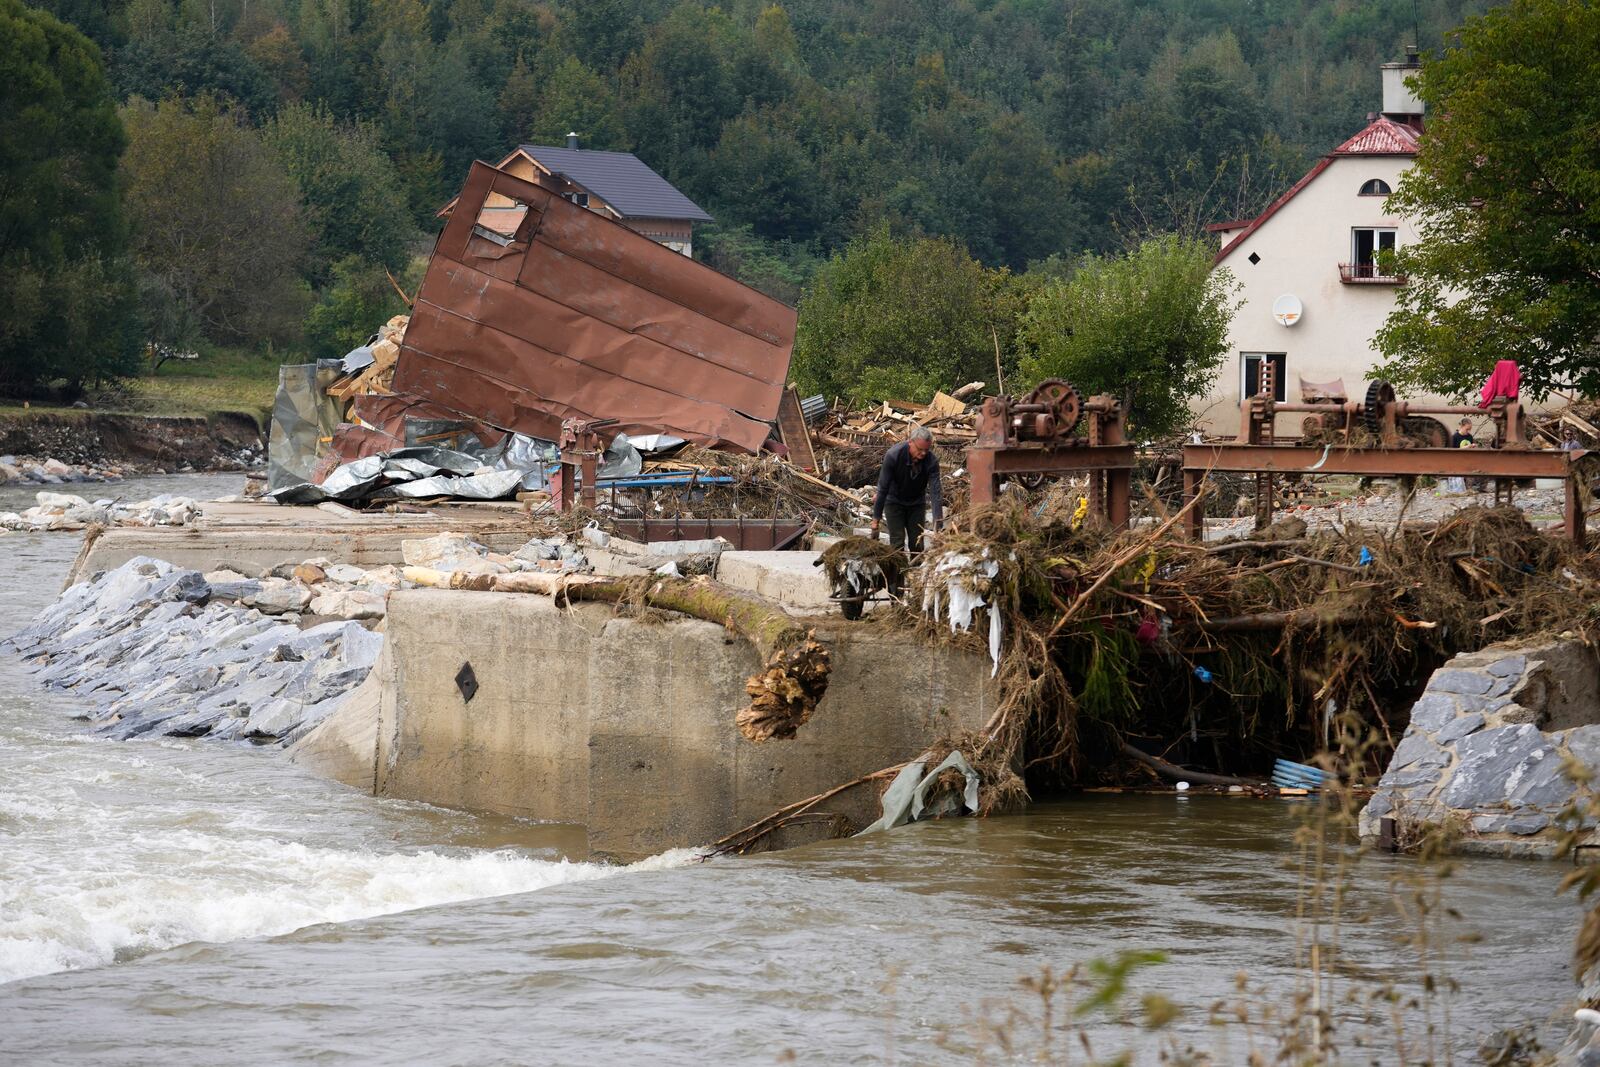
[1187,608,1362,633]
[1120,740,1253,787]
[1206,538,1308,555]
[1046,489,1208,639]
[404,568,831,742]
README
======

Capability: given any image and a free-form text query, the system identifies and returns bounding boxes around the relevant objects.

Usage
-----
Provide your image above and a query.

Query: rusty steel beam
[981,445,1137,475]
[1181,444,1588,543]
[1183,444,1576,479]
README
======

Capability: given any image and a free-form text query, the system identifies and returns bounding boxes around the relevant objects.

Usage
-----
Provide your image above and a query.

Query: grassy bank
[0,348,282,428]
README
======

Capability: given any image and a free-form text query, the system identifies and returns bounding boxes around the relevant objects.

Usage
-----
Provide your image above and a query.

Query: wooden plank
[777,386,819,471]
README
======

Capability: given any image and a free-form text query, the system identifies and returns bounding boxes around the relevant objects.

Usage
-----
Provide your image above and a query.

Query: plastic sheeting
[341,345,375,373]
[922,550,1005,677]
[389,468,526,500]
[266,360,347,492]
[857,751,981,834]
[269,446,520,504]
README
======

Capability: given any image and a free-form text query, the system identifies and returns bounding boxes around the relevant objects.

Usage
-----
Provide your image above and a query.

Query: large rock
[1439,724,1571,811]
[309,588,386,620]
[401,531,492,570]
[246,578,312,615]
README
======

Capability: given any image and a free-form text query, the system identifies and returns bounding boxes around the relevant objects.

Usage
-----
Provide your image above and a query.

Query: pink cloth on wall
[1479,360,1520,409]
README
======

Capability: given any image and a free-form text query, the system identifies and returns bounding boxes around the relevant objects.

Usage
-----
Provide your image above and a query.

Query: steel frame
[966,393,1135,529]
[1183,439,1587,545]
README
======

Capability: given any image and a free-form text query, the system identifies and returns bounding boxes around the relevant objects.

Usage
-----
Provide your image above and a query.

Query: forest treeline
[5,0,1485,391]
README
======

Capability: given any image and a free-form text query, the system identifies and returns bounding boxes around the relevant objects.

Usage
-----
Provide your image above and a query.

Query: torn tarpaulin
[392,161,797,453]
[267,361,346,491]
[270,445,547,505]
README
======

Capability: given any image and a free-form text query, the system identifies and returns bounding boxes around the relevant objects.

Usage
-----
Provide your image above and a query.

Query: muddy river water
[0,476,1584,1064]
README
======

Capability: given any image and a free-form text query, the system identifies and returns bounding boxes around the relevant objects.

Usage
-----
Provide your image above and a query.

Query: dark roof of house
[520,145,713,222]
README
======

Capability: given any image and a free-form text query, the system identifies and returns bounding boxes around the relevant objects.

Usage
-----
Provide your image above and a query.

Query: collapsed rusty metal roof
[392,161,796,453]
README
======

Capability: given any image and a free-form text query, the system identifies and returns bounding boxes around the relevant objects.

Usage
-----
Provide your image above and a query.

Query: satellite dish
[1272,293,1304,327]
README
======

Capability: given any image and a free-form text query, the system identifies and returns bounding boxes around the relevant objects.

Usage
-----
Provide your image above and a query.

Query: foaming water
[0,713,690,983]
[0,497,689,986]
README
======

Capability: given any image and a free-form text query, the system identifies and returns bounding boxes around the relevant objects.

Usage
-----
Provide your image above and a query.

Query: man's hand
[869,519,880,538]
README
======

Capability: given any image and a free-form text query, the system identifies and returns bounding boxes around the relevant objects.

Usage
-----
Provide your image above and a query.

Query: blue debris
[1193,665,1213,683]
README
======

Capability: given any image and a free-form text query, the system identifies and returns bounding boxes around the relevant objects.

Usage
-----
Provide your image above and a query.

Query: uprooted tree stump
[403,567,832,742]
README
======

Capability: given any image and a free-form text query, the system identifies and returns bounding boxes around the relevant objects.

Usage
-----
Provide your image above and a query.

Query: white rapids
[0,500,694,987]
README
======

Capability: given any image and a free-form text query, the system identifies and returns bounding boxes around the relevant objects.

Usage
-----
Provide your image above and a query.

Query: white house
[1196,57,1433,434]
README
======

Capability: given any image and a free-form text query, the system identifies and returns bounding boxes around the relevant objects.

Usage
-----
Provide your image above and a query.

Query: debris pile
[897,498,1600,800]
[325,314,408,403]
[812,387,983,449]
[0,492,202,531]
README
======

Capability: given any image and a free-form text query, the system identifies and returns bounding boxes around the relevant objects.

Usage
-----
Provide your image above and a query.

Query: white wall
[1196,154,1436,435]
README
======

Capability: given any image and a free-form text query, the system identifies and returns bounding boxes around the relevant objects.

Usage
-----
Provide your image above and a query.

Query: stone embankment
[7,532,599,742]
[1360,638,1600,856]
[5,557,383,743]
[0,411,265,482]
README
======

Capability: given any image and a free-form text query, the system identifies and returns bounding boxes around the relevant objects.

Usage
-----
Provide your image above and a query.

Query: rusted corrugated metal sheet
[392,161,796,453]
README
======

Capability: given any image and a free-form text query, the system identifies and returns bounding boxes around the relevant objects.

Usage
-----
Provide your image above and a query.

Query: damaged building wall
[391,161,797,454]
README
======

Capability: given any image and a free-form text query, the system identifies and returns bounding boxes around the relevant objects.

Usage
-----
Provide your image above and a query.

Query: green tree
[120,94,310,345]
[521,55,628,148]
[694,221,819,304]
[707,111,821,243]
[791,228,1027,403]
[1376,0,1600,399]
[303,254,412,359]
[962,113,1070,270]
[1018,234,1238,437]
[264,101,419,282]
[0,0,140,392]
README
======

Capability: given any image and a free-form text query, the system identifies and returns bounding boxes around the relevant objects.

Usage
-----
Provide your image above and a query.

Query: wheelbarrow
[818,553,905,620]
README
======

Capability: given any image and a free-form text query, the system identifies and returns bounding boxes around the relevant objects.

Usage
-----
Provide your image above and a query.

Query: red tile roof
[1213,116,1419,265]
[1333,115,1421,156]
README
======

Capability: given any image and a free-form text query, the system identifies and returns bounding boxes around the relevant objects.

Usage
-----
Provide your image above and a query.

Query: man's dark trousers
[884,501,924,555]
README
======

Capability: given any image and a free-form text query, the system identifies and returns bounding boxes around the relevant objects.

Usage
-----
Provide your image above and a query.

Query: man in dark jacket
[870,426,943,555]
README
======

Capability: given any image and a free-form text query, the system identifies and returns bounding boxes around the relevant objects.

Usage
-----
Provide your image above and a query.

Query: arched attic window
[1359,178,1392,196]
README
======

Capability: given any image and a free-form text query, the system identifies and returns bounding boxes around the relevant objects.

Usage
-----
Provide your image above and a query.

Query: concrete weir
[68,500,537,584]
[296,588,996,859]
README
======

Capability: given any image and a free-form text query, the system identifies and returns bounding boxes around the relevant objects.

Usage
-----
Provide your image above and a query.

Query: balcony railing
[1338,262,1407,284]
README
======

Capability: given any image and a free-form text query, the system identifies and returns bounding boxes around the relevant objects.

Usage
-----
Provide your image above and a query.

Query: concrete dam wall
[299,588,997,859]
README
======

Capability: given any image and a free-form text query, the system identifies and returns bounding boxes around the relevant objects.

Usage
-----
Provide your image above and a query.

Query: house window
[1241,353,1287,402]
[1352,227,1397,266]
[1359,178,1392,196]
[562,191,590,208]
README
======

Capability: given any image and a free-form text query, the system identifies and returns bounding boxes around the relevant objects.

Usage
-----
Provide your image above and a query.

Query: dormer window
[1359,178,1392,196]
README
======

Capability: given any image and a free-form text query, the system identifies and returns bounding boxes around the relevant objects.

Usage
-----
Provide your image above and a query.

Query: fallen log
[1119,740,1254,787]
[403,567,831,743]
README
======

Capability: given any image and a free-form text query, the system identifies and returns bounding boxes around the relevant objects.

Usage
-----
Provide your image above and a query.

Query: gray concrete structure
[70,501,535,585]
[299,588,995,859]
[714,550,837,614]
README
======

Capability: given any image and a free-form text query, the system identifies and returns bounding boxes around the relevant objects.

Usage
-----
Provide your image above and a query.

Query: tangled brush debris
[818,536,906,597]
[908,499,1600,794]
